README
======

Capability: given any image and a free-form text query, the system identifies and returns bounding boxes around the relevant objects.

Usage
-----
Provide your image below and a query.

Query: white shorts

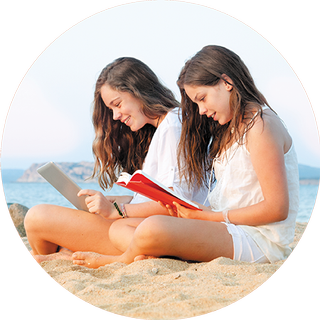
[224,223,270,263]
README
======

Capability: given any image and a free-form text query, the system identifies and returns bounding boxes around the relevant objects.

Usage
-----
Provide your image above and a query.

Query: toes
[134,255,157,261]
[146,256,157,260]
[134,255,147,261]
[73,259,86,265]
[72,252,84,260]
[134,254,157,261]
[72,252,95,268]
[59,247,74,255]
[33,255,42,263]
[73,257,93,267]
[72,252,87,266]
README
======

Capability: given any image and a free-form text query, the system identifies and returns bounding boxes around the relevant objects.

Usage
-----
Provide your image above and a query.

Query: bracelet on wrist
[113,201,124,218]
[222,209,230,224]
[120,203,128,218]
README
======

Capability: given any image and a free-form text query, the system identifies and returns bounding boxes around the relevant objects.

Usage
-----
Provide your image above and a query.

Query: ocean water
[2,182,133,210]
[2,182,318,223]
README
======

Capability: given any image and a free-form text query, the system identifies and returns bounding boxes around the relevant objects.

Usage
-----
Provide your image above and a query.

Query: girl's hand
[158,201,178,217]
[159,201,202,219]
[78,189,119,220]
[173,202,203,219]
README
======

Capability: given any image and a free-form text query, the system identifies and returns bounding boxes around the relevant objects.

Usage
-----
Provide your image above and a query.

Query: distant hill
[2,162,97,183]
[298,164,320,180]
[1,169,25,183]
[2,162,320,183]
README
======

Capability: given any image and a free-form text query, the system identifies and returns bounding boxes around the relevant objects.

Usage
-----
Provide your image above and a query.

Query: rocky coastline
[16,161,97,183]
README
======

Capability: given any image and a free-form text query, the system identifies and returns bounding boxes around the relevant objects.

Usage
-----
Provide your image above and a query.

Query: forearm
[122,201,170,219]
[88,194,168,220]
[198,200,288,226]
[228,200,288,226]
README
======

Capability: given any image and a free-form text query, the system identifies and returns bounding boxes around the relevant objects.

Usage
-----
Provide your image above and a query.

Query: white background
[1,0,319,170]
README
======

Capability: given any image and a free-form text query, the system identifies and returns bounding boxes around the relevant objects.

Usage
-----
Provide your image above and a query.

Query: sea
[2,182,319,223]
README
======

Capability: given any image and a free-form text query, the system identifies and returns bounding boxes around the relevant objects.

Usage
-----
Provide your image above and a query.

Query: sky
[0,0,319,169]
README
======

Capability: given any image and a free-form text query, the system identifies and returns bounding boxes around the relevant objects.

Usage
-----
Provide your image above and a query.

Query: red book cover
[116,170,201,210]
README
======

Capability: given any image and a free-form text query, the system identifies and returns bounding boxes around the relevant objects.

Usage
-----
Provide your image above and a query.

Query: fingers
[172,202,189,218]
[172,202,181,210]
[158,201,182,217]
[78,190,102,206]
[85,201,97,214]
[78,189,100,197]
[85,196,105,214]
[77,190,114,218]
[167,205,177,217]
[163,202,178,217]
[158,201,166,209]
[77,190,103,214]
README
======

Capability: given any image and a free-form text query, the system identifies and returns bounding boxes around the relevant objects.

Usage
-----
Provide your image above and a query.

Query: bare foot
[72,252,121,269]
[59,247,74,255]
[134,255,157,262]
[32,248,74,263]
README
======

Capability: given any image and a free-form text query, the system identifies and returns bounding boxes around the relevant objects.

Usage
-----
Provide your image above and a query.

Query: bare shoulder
[247,108,292,153]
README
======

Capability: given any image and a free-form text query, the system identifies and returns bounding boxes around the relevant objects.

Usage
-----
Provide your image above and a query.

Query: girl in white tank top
[161,45,300,264]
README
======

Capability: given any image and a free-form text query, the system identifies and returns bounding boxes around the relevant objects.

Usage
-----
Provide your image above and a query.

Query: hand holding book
[160,201,207,219]
[116,170,202,211]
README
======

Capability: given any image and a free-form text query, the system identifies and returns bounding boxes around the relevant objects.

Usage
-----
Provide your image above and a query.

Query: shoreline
[299,179,319,185]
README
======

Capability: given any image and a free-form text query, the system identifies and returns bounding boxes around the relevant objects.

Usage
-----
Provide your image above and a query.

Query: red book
[116,170,201,210]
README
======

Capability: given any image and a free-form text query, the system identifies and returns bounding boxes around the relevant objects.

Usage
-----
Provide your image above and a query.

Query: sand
[21,222,306,320]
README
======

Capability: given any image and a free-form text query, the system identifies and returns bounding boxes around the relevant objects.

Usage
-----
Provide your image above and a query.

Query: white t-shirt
[130,108,209,205]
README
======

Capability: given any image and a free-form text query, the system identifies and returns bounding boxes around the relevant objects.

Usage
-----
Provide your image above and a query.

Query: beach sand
[21,222,306,320]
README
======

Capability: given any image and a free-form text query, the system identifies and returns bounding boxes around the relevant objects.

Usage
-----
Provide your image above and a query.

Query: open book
[116,170,201,210]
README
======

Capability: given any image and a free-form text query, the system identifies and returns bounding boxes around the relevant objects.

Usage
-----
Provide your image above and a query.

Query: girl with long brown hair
[70,46,299,267]
[25,57,207,264]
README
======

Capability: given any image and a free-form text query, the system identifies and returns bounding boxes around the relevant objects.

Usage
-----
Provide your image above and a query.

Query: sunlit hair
[92,57,179,189]
[177,45,273,189]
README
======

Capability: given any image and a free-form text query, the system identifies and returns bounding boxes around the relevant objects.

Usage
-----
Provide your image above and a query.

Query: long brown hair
[92,57,179,189]
[177,45,272,189]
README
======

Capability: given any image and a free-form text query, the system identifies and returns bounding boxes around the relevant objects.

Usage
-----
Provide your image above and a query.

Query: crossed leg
[72,215,233,268]
[72,217,144,268]
[24,204,124,263]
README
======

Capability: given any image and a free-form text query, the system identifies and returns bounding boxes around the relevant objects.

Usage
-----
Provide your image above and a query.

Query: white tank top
[208,107,299,262]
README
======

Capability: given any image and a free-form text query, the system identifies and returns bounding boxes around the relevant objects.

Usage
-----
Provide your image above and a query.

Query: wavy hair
[177,45,272,189]
[92,57,179,189]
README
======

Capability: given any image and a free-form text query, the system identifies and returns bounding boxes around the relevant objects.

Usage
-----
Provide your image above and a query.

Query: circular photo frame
[1,1,319,320]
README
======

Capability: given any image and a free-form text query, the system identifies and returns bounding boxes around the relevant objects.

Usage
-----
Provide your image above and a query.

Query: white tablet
[37,162,88,211]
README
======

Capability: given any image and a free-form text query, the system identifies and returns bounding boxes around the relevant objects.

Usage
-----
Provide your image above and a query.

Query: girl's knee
[133,215,170,249]
[24,204,49,232]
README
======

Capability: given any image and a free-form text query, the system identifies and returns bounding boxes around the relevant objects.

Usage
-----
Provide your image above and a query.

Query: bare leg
[109,218,144,252]
[32,247,74,263]
[72,215,233,268]
[24,204,123,261]
[72,218,144,268]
